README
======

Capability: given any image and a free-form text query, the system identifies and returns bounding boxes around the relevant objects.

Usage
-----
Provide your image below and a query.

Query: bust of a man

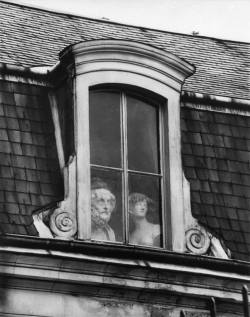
[91,178,116,242]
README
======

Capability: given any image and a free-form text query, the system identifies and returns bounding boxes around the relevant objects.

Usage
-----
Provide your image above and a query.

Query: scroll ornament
[33,155,77,240]
[49,202,77,239]
[185,225,210,255]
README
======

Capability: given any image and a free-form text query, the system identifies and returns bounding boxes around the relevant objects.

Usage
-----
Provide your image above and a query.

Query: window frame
[60,39,195,252]
[89,86,167,247]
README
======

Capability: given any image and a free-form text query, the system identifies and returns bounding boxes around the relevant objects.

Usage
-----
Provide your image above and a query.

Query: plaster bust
[91,177,116,242]
[129,193,161,247]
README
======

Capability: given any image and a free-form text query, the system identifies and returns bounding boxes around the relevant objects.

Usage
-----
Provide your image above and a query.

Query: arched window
[89,87,166,247]
[36,40,194,252]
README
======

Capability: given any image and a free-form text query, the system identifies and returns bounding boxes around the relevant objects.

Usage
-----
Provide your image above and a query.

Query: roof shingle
[0,1,249,99]
[0,80,63,235]
[181,107,250,261]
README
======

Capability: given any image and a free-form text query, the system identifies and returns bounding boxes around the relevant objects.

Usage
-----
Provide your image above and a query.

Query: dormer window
[34,40,195,253]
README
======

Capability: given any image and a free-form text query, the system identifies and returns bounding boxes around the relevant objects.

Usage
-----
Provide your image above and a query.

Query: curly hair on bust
[128,192,156,214]
[91,177,116,210]
[91,177,112,192]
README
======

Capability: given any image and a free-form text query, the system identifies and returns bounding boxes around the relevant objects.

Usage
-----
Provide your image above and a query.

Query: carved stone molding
[49,202,77,239]
[33,155,77,239]
[183,174,229,258]
[183,311,210,317]
[185,224,230,258]
[185,225,210,255]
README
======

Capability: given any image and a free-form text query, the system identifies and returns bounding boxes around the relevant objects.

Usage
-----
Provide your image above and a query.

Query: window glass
[128,173,162,247]
[127,95,159,173]
[90,91,121,167]
[91,167,123,242]
[90,88,163,248]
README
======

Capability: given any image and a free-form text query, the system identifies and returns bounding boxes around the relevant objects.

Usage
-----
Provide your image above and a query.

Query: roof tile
[0,81,63,236]
[182,107,250,261]
[231,220,241,231]
[12,143,23,155]
[237,209,250,222]
[0,129,8,141]
[4,104,17,118]
[13,167,26,180]
[0,117,7,129]
[0,140,11,153]
[0,92,15,104]
[0,1,249,99]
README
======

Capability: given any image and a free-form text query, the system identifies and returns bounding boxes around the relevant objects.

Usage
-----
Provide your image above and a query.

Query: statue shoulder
[152,223,161,236]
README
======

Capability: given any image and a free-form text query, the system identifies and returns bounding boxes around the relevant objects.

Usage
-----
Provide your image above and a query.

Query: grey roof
[0,81,63,235]
[182,106,250,261]
[0,1,250,100]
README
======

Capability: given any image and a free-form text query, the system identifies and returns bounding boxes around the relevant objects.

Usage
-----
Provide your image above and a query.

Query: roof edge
[182,91,250,106]
[0,62,61,86]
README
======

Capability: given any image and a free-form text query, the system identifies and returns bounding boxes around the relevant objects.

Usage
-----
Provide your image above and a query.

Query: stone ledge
[0,242,249,303]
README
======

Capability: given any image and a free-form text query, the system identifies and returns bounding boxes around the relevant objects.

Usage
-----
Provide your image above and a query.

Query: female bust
[128,193,161,247]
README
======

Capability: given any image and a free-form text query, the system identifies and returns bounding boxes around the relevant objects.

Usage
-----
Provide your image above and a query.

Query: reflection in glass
[128,173,162,247]
[90,91,121,167]
[127,95,159,173]
[91,167,123,242]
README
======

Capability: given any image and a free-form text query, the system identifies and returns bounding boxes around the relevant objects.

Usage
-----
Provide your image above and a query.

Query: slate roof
[0,1,250,262]
[0,81,63,235]
[0,1,250,100]
[182,106,250,261]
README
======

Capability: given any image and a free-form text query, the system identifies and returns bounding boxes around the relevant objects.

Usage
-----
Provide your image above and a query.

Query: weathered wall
[1,288,179,317]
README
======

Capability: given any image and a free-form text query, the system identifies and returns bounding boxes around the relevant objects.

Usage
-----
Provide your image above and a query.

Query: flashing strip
[48,91,65,172]
[182,91,250,107]
[0,62,59,86]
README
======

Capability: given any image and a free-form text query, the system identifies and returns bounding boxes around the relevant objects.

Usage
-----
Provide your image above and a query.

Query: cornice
[0,235,249,275]
[0,244,249,303]
[59,39,195,85]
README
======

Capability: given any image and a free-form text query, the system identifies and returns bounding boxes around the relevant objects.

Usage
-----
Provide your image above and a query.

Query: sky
[4,0,250,42]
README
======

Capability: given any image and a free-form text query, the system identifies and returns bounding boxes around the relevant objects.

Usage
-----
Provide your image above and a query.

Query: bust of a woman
[128,193,161,247]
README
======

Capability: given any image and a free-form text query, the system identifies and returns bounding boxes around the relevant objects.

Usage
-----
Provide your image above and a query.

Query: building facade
[0,1,249,316]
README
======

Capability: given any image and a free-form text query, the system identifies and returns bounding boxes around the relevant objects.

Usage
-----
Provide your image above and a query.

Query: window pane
[91,167,123,242]
[127,95,159,173]
[90,91,121,167]
[128,173,162,247]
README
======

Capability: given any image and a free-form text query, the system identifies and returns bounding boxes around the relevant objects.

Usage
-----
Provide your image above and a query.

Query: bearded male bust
[91,178,116,242]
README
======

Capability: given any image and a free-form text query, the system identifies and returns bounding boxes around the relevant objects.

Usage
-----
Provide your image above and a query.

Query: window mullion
[121,92,129,244]
[159,103,167,249]
[90,164,123,172]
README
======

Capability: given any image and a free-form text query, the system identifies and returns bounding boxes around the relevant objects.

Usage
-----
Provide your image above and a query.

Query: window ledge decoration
[183,174,230,259]
[185,225,210,255]
[33,156,77,239]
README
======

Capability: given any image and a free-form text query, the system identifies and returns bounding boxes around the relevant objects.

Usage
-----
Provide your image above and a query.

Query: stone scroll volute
[33,155,77,240]
[183,173,229,258]
[48,155,77,239]
[185,225,210,255]
[49,202,77,239]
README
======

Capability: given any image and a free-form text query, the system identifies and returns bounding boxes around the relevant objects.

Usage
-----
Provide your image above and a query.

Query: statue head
[129,193,155,219]
[91,177,116,228]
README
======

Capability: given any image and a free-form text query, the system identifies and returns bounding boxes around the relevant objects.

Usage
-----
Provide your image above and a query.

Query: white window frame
[89,87,165,246]
[60,39,194,252]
